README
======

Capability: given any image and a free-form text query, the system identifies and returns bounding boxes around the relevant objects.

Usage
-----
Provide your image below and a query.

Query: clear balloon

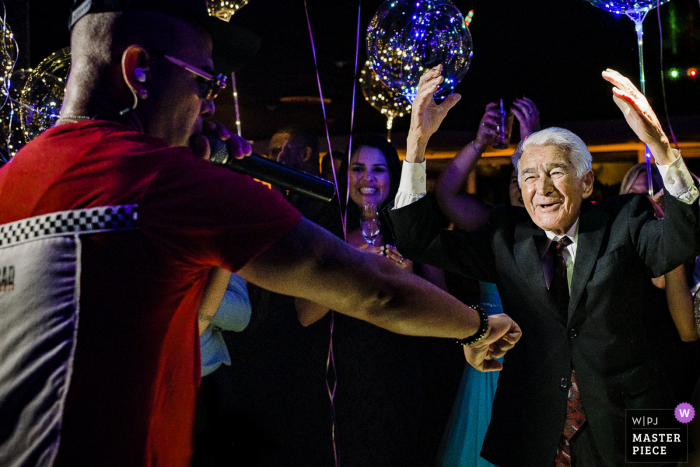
[20,47,71,143]
[0,69,30,160]
[583,0,670,14]
[0,21,18,94]
[206,0,250,21]
[359,60,411,135]
[367,0,473,102]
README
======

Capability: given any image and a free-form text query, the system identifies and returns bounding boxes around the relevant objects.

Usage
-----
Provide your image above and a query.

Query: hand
[190,121,252,161]
[473,102,500,151]
[648,188,665,219]
[409,65,462,144]
[463,313,522,372]
[510,97,540,140]
[385,244,413,273]
[357,242,385,256]
[602,69,673,162]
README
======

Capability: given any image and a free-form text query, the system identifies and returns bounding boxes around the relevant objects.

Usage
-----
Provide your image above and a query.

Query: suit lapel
[513,221,567,327]
[568,205,609,320]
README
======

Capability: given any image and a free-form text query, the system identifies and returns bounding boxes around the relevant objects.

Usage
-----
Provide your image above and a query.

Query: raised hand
[409,65,462,145]
[510,97,541,140]
[602,69,674,164]
[385,244,414,273]
[474,102,500,151]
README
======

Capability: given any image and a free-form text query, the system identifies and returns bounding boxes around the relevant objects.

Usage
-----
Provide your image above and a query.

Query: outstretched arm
[239,218,521,371]
[435,103,497,231]
[405,65,462,164]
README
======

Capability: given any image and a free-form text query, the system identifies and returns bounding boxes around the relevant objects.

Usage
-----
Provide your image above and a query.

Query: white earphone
[134,67,148,83]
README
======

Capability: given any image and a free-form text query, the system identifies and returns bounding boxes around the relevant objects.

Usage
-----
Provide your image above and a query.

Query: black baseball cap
[70,0,259,73]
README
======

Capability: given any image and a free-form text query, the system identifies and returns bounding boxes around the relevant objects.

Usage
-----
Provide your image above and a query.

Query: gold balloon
[0,69,30,160]
[0,21,18,90]
[359,60,411,139]
[206,0,250,21]
[19,47,71,143]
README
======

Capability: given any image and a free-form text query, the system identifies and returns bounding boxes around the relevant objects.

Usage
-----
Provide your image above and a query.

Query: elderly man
[388,66,700,466]
[0,2,521,466]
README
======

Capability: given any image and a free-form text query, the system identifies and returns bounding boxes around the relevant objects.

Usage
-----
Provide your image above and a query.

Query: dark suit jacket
[387,192,700,466]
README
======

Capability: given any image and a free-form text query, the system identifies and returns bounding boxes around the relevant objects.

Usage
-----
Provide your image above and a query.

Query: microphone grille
[206,135,229,165]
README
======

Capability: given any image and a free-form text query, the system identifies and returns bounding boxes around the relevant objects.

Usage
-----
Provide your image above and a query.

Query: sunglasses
[150,50,227,100]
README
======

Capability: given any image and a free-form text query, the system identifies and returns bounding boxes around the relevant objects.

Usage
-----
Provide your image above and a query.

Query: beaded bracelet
[455,304,490,346]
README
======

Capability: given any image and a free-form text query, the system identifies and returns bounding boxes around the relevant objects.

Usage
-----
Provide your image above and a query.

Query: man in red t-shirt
[0,1,521,466]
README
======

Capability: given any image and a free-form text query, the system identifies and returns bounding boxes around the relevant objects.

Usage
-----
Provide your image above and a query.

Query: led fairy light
[358,60,411,142]
[0,11,20,161]
[366,0,473,103]
[206,0,249,22]
[19,47,71,143]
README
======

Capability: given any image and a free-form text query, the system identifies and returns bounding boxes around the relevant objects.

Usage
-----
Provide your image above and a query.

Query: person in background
[321,150,344,183]
[296,134,446,467]
[388,65,700,466]
[434,98,540,467]
[198,273,252,376]
[193,273,251,466]
[619,163,700,404]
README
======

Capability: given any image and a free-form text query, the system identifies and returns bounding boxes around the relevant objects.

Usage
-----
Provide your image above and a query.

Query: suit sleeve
[629,183,700,277]
[386,195,497,283]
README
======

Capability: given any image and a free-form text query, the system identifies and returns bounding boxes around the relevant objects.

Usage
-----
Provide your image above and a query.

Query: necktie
[554,370,587,467]
[547,237,587,467]
[549,237,572,318]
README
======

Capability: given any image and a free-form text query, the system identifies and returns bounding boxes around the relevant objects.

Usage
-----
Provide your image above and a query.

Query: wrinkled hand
[385,244,413,273]
[463,313,522,372]
[511,97,540,139]
[409,65,462,143]
[190,121,252,161]
[602,69,671,157]
[474,102,500,151]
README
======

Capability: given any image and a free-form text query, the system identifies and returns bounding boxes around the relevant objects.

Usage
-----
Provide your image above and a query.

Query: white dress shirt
[394,150,699,292]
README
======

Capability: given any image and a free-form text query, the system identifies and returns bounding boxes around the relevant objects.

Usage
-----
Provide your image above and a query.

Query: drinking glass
[360,204,380,246]
[492,107,515,150]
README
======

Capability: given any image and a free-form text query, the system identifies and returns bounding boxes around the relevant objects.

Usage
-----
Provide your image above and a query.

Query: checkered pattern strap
[0,205,139,247]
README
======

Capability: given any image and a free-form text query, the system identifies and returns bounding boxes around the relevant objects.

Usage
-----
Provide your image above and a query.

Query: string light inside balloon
[206,0,249,22]
[0,69,29,159]
[359,60,411,141]
[0,8,19,162]
[366,0,473,103]
[583,0,670,14]
[19,47,71,143]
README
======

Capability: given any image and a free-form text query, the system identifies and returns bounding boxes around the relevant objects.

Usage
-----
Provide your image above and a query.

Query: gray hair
[512,127,592,184]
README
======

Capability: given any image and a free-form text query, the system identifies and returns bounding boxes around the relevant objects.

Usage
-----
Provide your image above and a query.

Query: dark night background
[16,0,700,142]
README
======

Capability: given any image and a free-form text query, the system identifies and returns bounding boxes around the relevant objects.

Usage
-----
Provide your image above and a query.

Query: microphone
[206,135,336,203]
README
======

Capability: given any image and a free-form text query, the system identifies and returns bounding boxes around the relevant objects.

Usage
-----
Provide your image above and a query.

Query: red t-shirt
[0,121,301,466]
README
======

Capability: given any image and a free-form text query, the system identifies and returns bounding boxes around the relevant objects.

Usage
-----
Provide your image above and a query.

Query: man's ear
[301,147,313,162]
[121,45,150,99]
[582,170,595,198]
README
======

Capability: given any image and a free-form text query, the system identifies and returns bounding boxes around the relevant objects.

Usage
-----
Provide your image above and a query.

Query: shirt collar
[539,218,580,261]
[544,218,579,243]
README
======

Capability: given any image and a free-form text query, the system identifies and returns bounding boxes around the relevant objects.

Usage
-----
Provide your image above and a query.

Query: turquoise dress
[436,281,503,467]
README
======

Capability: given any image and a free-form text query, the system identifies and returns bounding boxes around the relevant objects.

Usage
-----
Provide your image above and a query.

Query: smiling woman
[294,134,450,467]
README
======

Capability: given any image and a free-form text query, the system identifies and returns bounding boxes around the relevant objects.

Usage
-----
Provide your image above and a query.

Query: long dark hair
[340,134,402,244]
